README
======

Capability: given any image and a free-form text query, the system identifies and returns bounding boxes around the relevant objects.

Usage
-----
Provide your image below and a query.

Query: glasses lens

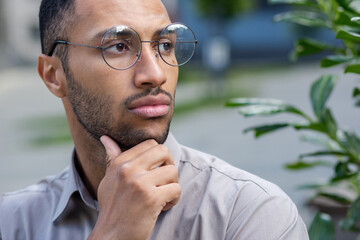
[101,25,141,70]
[159,23,196,67]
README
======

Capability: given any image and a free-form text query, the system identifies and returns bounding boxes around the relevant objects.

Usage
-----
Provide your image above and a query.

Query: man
[0,0,309,239]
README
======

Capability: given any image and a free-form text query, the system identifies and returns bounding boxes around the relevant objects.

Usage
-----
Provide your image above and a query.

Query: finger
[141,165,178,188]
[133,144,174,170]
[116,139,159,163]
[100,135,122,167]
[156,183,181,211]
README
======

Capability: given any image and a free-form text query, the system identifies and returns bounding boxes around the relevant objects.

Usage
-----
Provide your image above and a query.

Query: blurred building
[0,0,177,64]
[1,0,41,63]
[0,1,4,46]
[179,0,337,63]
[0,0,335,65]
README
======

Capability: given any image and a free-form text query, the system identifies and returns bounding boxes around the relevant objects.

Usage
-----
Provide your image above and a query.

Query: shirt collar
[164,132,181,169]
[52,132,181,223]
[52,151,98,223]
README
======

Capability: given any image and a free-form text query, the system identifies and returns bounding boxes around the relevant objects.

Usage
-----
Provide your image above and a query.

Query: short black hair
[39,0,76,57]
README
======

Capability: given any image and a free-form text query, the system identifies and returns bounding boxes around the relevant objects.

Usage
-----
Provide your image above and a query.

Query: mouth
[128,94,171,118]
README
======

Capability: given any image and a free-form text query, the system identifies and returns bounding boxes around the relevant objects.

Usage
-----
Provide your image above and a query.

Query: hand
[88,136,181,240]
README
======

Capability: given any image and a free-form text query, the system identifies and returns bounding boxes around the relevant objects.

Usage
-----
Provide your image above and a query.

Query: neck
[74,134,106,199]
[63,99,107,199]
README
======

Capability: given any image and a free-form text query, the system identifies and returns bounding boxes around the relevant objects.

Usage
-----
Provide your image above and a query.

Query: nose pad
[133,44,167,88]
[136,49,160,62]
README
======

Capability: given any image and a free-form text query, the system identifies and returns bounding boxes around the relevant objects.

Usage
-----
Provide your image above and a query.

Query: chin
[108,121,171,151]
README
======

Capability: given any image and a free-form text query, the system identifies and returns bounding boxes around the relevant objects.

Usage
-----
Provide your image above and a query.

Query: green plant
[226,0,360,239]
[195,0,259,18]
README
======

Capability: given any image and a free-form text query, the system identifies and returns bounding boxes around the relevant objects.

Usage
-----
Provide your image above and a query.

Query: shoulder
[177,145,309,240]
[0,168,69,229]
[1,167,68,207]
[178,144,284,196]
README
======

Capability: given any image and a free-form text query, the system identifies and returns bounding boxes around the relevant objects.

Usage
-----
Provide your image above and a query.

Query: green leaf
[237,105,292,117]
[321,55,354,68]
[226,98,308,118]
[285,160,332,170]
[308,213,335,240]
[244,122,330,138]
[354,88,360,107]
[335,0,360,14]
[331,172,358,182]
[336,29,360,42]
[293,122,327,132]
[335,11,360,27]
[331,162,357,182]
[310,75,338,120]
[356,99,360,107]
[345,64,360,74]
[291,38,339,60]
[317,192,352,205]
[337,130,360,162]
[299,150,348,159]
[353,87,360,97]
[196,0,258,18]
[352,17,360,22]
[268,0,316,6]
[298,183,329,190]
[273,10,331,28]
[243,123,291,137]
[341,194,360,231]
[226,98,285,107]
[322,109,338,138]
[299,133,342,150]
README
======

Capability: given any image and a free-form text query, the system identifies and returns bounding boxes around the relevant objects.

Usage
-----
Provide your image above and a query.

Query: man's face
[64,0,178,150]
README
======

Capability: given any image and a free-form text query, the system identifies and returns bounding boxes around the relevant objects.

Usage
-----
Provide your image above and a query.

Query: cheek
[71,56,134,100]
[165,67,179,93]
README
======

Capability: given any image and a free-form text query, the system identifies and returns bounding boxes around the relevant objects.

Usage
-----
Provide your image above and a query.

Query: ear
[38,54,67,98]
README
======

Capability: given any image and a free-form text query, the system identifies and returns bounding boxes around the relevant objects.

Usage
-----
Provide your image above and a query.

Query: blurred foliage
[195,0,259,18]
[22,115,72,147]
[227,0,360,239]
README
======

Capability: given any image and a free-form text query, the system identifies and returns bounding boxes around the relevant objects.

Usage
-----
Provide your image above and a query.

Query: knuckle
[142,188,157,206]
[115,162,132,180]
[132,177,144,190]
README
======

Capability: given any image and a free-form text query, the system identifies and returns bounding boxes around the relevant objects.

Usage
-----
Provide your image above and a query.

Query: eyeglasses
[48,23,198,70]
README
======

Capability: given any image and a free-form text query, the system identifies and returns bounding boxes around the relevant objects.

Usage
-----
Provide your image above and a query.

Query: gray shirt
[0,133,309,240]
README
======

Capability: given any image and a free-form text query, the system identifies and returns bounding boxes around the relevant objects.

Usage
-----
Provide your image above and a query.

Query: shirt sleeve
[226,190,309,240]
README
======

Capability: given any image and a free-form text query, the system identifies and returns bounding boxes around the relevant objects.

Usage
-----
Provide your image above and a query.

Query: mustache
[124,87,173,106]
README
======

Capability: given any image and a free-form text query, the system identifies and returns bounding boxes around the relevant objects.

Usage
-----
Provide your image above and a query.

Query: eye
[115,43,127,52]
[159,39,174,54]
[103,40,132,55]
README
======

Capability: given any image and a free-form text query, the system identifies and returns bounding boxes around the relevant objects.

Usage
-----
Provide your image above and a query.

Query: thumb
[100,135,122,166]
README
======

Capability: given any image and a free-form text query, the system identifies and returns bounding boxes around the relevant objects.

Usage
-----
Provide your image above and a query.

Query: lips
[127,94,171,118]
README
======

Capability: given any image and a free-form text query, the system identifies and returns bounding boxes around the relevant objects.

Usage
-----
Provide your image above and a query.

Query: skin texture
[37,0,181,239]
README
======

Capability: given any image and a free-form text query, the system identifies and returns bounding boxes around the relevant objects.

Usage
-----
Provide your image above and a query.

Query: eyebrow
[91,29,108,43]
[153,29,163,38]
[90,26,170,44]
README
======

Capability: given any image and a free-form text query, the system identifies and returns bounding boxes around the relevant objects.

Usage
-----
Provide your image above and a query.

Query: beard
[64,67,173,151]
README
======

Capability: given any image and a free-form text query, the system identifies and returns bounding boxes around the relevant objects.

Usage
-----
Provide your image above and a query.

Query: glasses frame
[47,22,198,70]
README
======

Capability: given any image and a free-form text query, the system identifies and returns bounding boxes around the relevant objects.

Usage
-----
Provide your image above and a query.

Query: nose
[133,44,167,89]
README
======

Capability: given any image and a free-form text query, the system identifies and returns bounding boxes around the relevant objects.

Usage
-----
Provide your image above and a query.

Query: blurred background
[1,0,360,228]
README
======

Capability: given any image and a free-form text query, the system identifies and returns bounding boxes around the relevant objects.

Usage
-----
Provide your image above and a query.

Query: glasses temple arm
[47,40,101,56]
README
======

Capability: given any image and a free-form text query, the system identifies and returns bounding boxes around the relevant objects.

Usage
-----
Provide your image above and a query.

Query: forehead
[72,0,171,41]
